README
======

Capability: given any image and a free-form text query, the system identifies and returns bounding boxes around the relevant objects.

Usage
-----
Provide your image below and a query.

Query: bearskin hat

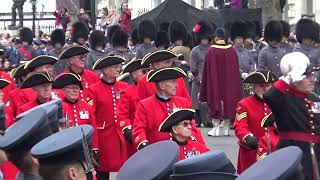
[155,31,170,49]
[19,27,33,45]
[280,20,290,38]
[131,28,139,46]
[89,30,106,50]
[50,29,65,47]
[137,20,156,42]
[246,21,257,39]
[71,21,89,42]
[296,18,319,43]
[264,20,283,43]
[169,21,188,44]
[159,22,170,32]
[107,25,121,43]
[254,21,262,39]
[183,33,195,49]
[111,30,128,47]
[193,20,213,45]
[230,21,247,41]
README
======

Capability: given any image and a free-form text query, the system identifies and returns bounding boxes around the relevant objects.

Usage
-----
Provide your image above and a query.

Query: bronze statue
[9,0,26,28]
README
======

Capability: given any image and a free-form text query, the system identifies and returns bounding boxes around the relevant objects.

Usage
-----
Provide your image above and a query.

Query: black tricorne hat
[169,21,188,44]
[71,21,89,42]
[193,20,214,44]
[243,70,278,84]
[21,71,53,89]
[92,55,125,70]
[11,64,30,79]
[295,18,319,44]
[19,27,33,45]
[31,125,93,165]
[264,20,283,43]
[147,67,187,82]
[159,109,195,132]
[155,31,170,49]
[0,108,52,153]
[138,20,156,42]
[111,30,128,47]
[58,45,90,60]
[123,59,147,74]
[141,50,177,66]
[24,55,58,70]
[230,21,247,41]
[89,30,106,50]
[0,79,10,89]
[53,73,83,90]
[50,29,66,47]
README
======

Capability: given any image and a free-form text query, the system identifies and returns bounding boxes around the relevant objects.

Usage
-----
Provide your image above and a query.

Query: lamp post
[30,0,37,34]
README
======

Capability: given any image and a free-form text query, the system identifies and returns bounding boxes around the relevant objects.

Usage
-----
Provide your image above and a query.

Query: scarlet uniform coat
[199,43,241,119]
[177,140,209,160]
[256,129,279,160]
[234,95,271,174]
[87,80,129,172]
[137,74,190,101]
[62,99,99,150]
[62,69,99,101]
[117,84,139,158]
[7,88,36,117]
[0,70,16,104]
[132,94,205,149]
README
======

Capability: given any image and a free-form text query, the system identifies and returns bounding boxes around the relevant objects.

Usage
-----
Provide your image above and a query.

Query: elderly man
[234,70,278,174]
[87,56,128,180]
[133,67,204,151]
[159,109,209,160]
[264,52,320,180]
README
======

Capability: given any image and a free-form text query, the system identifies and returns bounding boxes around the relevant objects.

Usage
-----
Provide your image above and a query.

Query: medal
[116,91,121,100]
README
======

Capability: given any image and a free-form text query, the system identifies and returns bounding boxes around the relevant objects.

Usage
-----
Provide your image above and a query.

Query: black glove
[244,135,258,149]
[92,150,99,165]
[138,141,149,150]
[123,128,133,144]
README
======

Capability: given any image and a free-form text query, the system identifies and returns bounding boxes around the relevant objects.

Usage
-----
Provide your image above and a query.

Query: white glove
[241,73,248,79]
[287,67,307,83]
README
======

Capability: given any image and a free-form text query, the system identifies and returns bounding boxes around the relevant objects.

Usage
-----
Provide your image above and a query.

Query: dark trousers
[11,3,24,26]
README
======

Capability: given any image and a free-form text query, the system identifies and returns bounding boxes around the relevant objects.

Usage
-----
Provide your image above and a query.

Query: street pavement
[200,128,239,167]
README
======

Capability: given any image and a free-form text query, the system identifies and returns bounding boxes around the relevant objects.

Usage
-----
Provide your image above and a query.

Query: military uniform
[85,50,108,70]
[293,44,320,67]
[0,70,16,104]
[135,43,158,59]
[234,46,255,75]
[258,46,286,77]
[256,129,279,160]
[279,42,292,54]
[7,88,36,117]
[135,20,157,59]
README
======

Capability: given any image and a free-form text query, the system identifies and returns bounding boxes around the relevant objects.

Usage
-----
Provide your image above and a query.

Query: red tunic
[87,80,129,172]
[132,94,205,149]
[177,140,210,160]
[0,70,16,104]
[199,44,241,119]
[256,129,280,160]
[8,88,36,117]
[233,95,272,174]
[62,99,98,150]
[137,74,190,102]
[117,84,139,159]
[0,161,18,180]
[62,69,100,102]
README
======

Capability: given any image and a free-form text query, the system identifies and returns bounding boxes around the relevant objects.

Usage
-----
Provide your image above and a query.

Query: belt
[280,131,320,144]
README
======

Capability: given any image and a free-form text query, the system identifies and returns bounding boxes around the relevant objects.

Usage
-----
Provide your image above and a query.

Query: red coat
[62,69,100,102]
[256,129,279,160]
[118,9,131,33]
[62,99,98,150]
[117,84,139,158]
[233,95,272,174]
[0,70,16,104]
[87,80,129,172]
[199,44,241,119]
[137,74,190,102]
[0,161,18,180]
[177,140,210,160]
[8,88,36,117]
[53,11,70,31]
[132,94,205,149]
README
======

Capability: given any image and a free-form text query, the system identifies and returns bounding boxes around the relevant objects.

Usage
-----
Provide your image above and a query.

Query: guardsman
[279,20,293,54]
[133,67,204,151]
[0,108,52,180]
[58,45,100,102]
[18,27,37,60]
[258,20,286,77]
[87,55,128,179]
[234,70,278,174]
[86,30,108,70]
[137,50,190,101]
[169,21,188,49]
[117,59,148,159]
[48,29,67,76]
[17,71,54,114]
[52,73,98,155]
[159,109,209,160]
[264,52,320,180]
[71,21,89,47]
[108,30,135,63]
[31,125,95,180]
[135,20,157,59]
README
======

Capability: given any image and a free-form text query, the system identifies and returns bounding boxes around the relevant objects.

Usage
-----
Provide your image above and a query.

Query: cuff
[242,133,253,143]
[137,140,148,150]
[122,125,132,132]
[274,79,289,93]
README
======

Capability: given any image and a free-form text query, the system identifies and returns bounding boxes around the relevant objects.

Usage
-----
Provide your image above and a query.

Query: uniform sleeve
[263,80,287,112]
[190,48,198,75]
[88,106,99,150]
[178,78,191,101]
[258,48,267,70]
[132,102,148,150]
[117,90,133,132]
[249,51,256,72]
[233,103,252,144]
[85,53,94,70]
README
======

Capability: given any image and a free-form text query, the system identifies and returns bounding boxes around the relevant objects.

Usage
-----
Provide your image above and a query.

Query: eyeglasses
[177,121,192,127]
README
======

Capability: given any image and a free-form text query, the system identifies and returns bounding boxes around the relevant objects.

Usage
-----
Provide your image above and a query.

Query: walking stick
[310,143,320,180]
